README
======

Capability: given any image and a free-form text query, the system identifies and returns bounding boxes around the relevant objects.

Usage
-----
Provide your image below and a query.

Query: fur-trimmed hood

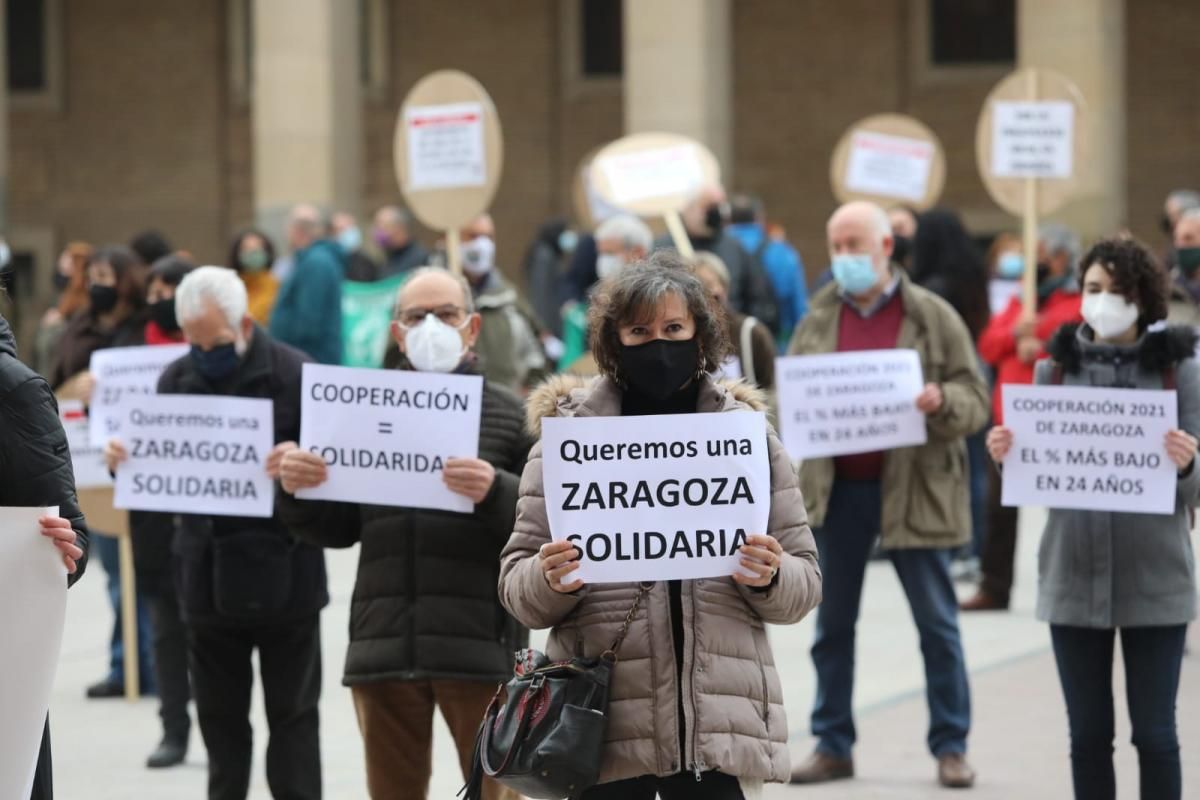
[524,374,769,437]
[1046,322,1198,375]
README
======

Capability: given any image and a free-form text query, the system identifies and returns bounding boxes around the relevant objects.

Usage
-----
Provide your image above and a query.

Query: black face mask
[892,235,911,265]
[704,204,725,235]
[190,343,240,381]
[89,284,119,314]
[150,298,180,333]
[618,338,700,401]
[53,272,71,292]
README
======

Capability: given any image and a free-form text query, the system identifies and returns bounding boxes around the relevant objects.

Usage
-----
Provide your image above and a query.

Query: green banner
[341,274,407,368]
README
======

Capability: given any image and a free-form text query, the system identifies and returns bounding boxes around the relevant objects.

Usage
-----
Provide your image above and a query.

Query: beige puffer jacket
[498,374,822,785]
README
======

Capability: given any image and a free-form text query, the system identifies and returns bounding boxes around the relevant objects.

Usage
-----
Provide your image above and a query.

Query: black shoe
[146,737,188,769]
[85,678,124,699]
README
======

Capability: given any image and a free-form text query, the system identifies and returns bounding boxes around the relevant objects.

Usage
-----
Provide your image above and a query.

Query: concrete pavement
[49,507,1199,798]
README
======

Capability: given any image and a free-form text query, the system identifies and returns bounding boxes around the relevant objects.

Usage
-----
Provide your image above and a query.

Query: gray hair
[1039,222,1081,265]
[375,205,411,228]
[394,266,475,316]
[175,266,249,329]
[289,203,327,237]
[1178,208,1200,227]
[1167,189,1200,212]
[594,214,653,254]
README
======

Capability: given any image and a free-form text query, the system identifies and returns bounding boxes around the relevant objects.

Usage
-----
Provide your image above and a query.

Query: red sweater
[977,291,1082,423]
[834,291,905,480]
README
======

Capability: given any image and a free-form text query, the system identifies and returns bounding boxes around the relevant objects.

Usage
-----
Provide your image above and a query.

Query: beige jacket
[498,375,822,785]
[787,274,989,549]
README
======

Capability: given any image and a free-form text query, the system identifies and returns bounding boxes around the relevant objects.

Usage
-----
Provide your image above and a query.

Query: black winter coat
[279,375,533,685]
[0,314,89,582]
[158,326,328,628]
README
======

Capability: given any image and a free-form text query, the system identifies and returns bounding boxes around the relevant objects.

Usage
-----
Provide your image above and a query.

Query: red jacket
[978,290,1082,422]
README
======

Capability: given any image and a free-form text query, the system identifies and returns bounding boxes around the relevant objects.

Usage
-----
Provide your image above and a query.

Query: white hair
[595,214,653,254]
[1179,208,1200,225]
[175,266,249,329]
[1039,222,1081,264]
[831,201,892,244]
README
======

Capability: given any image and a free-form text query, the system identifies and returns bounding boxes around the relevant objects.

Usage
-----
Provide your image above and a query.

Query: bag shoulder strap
[740,316,759,386]
[1050,361,1064,385]
[602,583,652,662]
[1164,365,1177,390]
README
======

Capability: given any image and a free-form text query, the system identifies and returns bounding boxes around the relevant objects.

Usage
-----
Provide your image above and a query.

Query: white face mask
[595,253,624,281]
[461,236,495,278]
[1081,291,1140,340]
[403,314,468,372]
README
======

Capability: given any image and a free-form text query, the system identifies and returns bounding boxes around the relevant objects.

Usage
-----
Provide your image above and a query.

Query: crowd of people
[4,181,1200,800]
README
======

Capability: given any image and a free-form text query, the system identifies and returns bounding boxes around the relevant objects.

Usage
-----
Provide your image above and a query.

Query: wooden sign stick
[663,211,695,259]
[445,229,463,276]
[119,530,140,700]
[1021,69,1040,318]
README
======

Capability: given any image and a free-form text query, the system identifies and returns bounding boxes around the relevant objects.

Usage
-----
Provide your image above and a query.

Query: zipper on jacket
[687,583,706,781]
[406,508,417,669]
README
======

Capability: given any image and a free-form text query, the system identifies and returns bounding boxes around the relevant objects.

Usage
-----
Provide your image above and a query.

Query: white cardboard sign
[60,400,112,490]
[87,344,188,447]
[297,364,483,513]
[844,130,934,202]
[1001,385,1178,514]
[540,412,771,584]
[776,350,928,459]
[0,506,66,800]
[990,101,1075,179]
[598,144,705,206]
[113,395,276,517]
[405,101,487,190]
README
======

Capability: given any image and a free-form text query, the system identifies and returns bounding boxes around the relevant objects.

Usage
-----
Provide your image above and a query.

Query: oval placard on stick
[830,114,946,210]
[975,67,1087,313]
[589,132,721,258]
[571,146,625,230]
[393,70,504,273]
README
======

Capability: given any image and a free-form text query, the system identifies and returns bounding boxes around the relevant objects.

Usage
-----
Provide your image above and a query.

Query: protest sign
[60,400,111,490]
[990,101,1075,179]
[113,395,275,517]
[341,273,407,368]
[776,350,927,460]
[393,70,503,275]
[87,343,188,447]
[589,132,722,257]
[541,412,771,584]
[297,364,483,513]
[1001,385,1178,514]
[0,506,66,799]
[975,68,1086,314]
[831,114,945,209]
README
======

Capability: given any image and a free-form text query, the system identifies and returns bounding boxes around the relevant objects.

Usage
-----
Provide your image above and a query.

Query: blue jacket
[269,239,345,365]
[728,223,808,350]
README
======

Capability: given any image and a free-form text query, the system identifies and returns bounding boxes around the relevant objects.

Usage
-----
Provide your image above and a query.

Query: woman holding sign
[987,238,1200,800]
[499,254,822,799]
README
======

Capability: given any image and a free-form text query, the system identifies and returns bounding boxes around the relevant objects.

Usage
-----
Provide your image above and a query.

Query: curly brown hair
[1077,237,1168,330]
[588,250,730,383]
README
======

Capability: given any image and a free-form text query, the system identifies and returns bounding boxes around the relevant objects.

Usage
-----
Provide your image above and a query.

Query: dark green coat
[279,375,533,685]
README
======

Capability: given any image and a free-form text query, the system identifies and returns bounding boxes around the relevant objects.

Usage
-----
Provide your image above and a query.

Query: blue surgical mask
[337,226,363,254]
[190,343,240,380]
[997,252,1024,280]
[557,229,579,253]
[831,253,879,296]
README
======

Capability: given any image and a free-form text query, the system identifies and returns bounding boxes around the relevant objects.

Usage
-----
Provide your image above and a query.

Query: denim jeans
[94,533,156,690]
[810,479,971,758]
[1050,624,1186,800]
[964,427,990,559]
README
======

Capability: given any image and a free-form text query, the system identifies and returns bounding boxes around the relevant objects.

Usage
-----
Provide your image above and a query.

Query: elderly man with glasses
[277,268,533,800]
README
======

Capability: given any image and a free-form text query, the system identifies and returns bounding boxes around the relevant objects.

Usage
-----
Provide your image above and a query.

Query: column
[622,0,733,179]
[251,0,361,244]
[1018,0,1125,239]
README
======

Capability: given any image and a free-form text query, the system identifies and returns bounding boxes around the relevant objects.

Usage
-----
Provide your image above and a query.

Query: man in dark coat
[0,311,89,800]
[144,266,327,800]
[278,268,531,800]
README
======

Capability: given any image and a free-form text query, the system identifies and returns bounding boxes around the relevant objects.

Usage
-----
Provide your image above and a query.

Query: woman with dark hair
[228,228,279,325]
[34,242,94,377]
[0,291,89,798]
[988,238,1198,800]
[49,245,147,393]
[498,252,822,798]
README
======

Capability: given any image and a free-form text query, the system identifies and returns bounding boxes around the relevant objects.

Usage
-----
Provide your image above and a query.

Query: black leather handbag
[460,584,651,800]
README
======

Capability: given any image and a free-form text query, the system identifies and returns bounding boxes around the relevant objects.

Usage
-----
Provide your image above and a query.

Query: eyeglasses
[397,304,468,329]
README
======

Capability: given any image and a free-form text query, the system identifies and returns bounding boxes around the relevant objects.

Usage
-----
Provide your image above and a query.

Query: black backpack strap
[1163,365,1177,391]
[1050,361,1064,385]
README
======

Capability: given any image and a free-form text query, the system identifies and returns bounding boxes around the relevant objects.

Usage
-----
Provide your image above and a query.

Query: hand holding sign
[734,534,783,589]
[986,425,1014,462]
[39,514,82,576]
[915,383,944,415]
[1164,429,1198,471]
[280,448,329,494]
[442,457,496,504]
[266,441,298,480]
[539,540,583,594]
